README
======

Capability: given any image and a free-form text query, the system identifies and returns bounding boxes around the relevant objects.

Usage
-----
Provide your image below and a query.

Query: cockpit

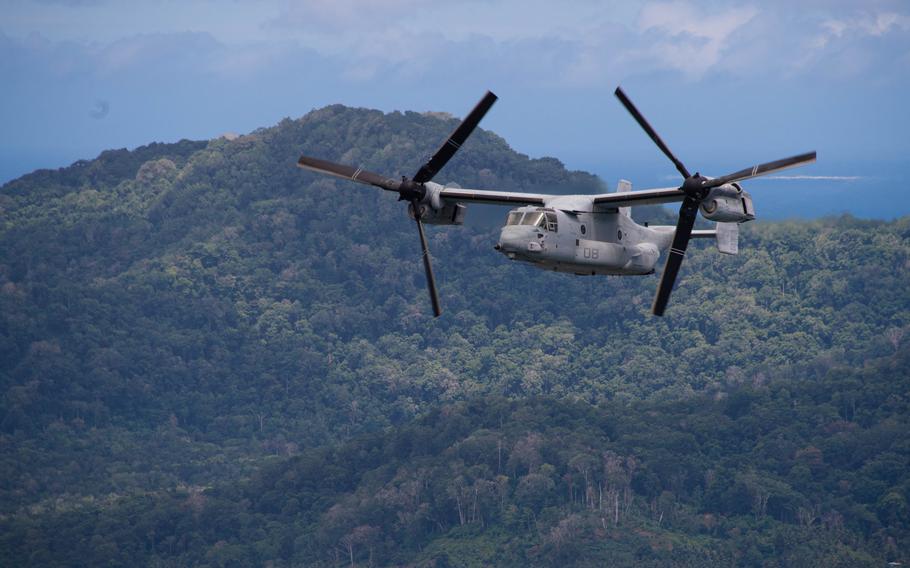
[505,209,558,232]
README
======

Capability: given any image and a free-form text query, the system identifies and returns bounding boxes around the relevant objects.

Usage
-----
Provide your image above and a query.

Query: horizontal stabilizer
[690,223,738,254]
[716,222,739,255]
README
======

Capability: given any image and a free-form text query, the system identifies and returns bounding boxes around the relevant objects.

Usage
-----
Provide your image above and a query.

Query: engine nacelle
[700,183,755,223]
[408,201,467,225]
[407,181,468,225]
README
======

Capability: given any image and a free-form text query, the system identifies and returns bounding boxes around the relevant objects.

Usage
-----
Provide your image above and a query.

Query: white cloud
[814,11,910,48]
[804,10,910,69]
[3,1,909,86]
[661,174,863,182]
[856,11,909,36]
[765,175,862,181]
[633,1,758,78]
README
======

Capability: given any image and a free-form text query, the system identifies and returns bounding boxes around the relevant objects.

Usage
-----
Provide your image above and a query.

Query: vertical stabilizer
[716,222,739,255]
[616,179,632,218]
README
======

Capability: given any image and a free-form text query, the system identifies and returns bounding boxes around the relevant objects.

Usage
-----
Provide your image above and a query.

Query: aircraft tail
[616,179,632,218]
[690,222,739,255]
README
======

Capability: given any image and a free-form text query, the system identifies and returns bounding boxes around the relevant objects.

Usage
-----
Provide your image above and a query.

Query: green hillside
[1,105,908,566]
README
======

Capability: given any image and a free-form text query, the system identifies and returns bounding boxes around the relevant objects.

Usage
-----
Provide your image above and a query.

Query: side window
[545,212,558,232]
[580,224,586,235]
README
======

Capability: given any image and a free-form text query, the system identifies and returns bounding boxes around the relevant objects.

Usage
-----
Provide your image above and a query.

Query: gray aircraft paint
[296,88,814,316]
[442,187,734,277]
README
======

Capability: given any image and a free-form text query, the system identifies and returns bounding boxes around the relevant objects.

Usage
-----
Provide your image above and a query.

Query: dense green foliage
[1,105,908,565]
[3,349,909,566]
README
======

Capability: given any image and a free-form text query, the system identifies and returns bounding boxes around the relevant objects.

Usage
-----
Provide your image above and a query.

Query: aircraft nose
[496,226,535,255]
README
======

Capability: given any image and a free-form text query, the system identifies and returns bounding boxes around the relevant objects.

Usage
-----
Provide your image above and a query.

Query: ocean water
[583,160,909,221]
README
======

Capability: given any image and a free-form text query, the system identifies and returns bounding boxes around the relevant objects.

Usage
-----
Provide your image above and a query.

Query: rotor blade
[652,196,699,316]
[615,86,691,180]
[413,91,498,184]
[704,151,817,189]
[414,209,442,317]
[298,155,401,192]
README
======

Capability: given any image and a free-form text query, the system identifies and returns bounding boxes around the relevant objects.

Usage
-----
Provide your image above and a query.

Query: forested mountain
[1,105,908,566]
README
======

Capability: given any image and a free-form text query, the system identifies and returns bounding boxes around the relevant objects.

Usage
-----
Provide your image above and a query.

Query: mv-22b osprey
[297,88,816,317]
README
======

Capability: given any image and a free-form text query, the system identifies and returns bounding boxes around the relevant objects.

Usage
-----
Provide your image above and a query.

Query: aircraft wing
[441,186,686,209]
[592,187,685,208]
[440,187,548,207]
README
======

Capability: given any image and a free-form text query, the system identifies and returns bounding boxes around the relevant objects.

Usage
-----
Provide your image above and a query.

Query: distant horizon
[3,0,908,218]
[3,104,906,222]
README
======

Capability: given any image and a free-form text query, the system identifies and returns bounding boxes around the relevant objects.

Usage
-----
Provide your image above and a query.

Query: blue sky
[3,0,909,218]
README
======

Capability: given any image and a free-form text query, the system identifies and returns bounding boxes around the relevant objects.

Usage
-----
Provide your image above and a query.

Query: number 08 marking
[583,247,599,259]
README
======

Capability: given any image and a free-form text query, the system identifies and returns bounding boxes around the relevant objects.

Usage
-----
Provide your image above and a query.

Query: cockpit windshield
[505,210,557,231]
[520,212,545,226]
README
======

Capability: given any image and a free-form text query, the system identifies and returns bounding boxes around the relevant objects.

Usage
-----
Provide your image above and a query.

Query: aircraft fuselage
[494,198,674,276]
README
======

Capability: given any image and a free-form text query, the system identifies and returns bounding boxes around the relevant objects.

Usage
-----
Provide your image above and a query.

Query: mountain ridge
[1,104,908,566]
